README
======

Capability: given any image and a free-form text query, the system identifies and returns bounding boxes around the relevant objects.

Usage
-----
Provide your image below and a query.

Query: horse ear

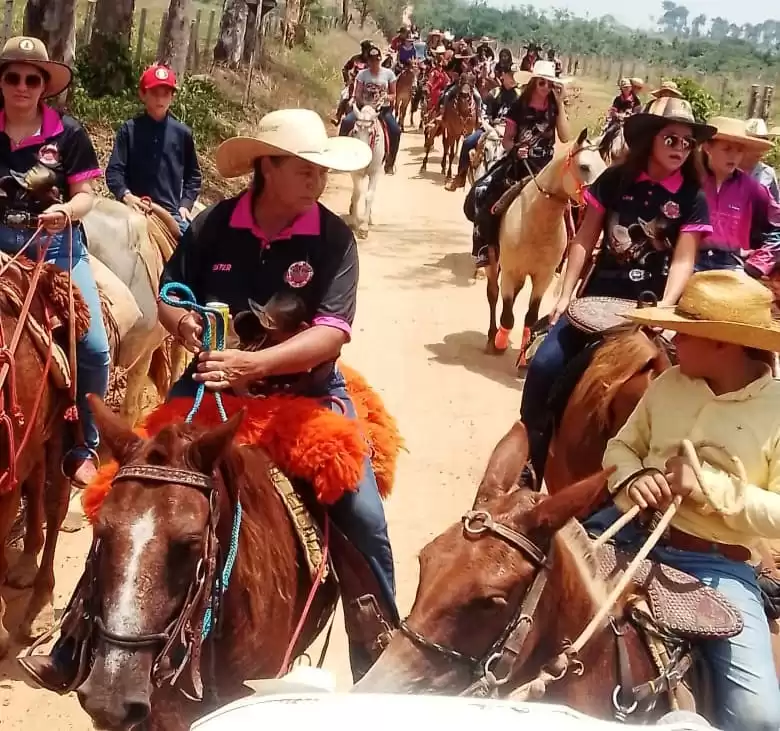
[575,127,588,148]
[187,408,246,475]
[87,394,144,464]
[473,421,530,507]
[524,468,614,532]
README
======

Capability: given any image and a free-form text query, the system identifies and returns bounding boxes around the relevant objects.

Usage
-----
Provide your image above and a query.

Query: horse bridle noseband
[399,508,553,694]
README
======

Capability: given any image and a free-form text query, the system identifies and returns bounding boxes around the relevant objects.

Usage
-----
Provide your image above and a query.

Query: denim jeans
[339,109,401,168]
[171,211,190,236]
[695,248,744,273]
[519,316,588,478]
[458,129,484,176]
[169,364,398,672]
[585,506,780,731]
[0,225,110,454]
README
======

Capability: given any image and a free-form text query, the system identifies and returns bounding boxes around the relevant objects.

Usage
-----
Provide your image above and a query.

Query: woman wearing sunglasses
[520,98,716,483]
[0,37,107,486]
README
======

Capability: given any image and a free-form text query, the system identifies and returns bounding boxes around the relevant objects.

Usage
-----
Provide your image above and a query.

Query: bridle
[398,508,554,696]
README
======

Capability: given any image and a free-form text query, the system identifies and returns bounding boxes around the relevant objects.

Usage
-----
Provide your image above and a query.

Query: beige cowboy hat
[630,77,645,90]
[746,117,779,139]
[216,109,372,178]
[649,80,683,99]
[708,115,773,152]
[428,29,443,36]
[0,36,72,98]
[624,270,780,352]
[625,97,716,148]
[619,77,632,88]
[432,45,447,54]
[529,60,569,85]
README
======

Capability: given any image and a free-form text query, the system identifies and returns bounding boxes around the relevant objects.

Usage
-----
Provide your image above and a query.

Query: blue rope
[158,281,242,639]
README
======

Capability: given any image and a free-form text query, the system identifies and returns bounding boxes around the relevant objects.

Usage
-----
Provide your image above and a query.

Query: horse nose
[78,684,151,728]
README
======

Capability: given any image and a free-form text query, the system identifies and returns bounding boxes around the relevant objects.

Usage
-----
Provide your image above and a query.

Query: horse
[486,130,606,357]
[394,60,419,131]
[596,118,628,166]
[0,258,90,657]
[467,121,505,186]
[348,104,385,239]
[355,423,769,724]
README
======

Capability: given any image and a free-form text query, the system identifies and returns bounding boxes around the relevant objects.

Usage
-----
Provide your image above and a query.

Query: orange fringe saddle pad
[83,364,403,523]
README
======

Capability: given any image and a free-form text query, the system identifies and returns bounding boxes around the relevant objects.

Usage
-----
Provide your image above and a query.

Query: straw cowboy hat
[619,77,632,88]
[649,80,683,99]
[216,109,372,178]
[746,117,779,140]
[428,29,442,36]
[624,97,716,148]
[630,77,645,90]
[708,115,773,152]
[624,270,780,352]
[529,60,569,84]
[0,36,72,98]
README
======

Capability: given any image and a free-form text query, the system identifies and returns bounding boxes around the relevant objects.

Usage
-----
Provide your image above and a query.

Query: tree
[86,0,135,94]
[690,13,706,38]
[355,0,373,28]
[23,0,77,66]
[214,0,248,65]
[709,16,728,40]
[158,0,191,78]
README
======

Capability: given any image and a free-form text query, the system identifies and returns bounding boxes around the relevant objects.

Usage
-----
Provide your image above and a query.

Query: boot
[445,171,467,191]
[523,427,550,491]
[18,636,81,693]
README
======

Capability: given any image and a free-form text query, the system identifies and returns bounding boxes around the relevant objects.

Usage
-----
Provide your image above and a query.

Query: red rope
[276,518,331,677]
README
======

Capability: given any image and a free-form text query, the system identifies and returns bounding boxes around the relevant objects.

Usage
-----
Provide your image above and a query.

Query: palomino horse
[348,104,385,239]
[487,130,606,356]
[0,259,90,656]
[421,80,477,180]
[356,423,770,723]
[394,60,419,131]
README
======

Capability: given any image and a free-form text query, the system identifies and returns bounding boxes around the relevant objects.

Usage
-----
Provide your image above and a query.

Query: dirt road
[0,130,556,727]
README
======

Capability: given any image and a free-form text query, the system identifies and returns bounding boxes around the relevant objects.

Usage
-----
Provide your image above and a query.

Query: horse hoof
[357,229,368,240]
[61,510,85,533]
[20,598,55,640]
[6,553,39,589]
[494,327,511,352]
[485,339,501,355]
[515,353,528,370]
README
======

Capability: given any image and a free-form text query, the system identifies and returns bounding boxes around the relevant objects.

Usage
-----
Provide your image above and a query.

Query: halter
[522,143,596,208]
[398,509,553,695]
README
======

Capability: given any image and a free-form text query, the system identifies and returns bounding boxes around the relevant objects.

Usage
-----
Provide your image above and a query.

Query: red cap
[140,65,177,92]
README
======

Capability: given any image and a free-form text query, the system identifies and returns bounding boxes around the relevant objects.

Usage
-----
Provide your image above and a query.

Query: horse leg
[350,173,360,226]
[6,461,46,588]
[121,344,154,426]
[516,275,547,368]
[19,436,70,639]
[0,486,22,657]
[495,268,525,352]
[356,173,370,239]
[485,247,500,354]
[441,131,448,176]
[366,169,380,228]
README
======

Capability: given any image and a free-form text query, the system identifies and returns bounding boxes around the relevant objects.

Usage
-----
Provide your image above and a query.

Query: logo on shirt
[285,261,314,288]
[38,143,59,167]
[212,263,232,272]
[661,200,680,220]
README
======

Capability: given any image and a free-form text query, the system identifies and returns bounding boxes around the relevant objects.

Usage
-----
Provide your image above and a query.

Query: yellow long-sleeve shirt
[603,366,780,552]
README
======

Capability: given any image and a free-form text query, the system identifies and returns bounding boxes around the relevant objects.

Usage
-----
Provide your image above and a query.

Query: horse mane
[553,520,610,607]
[569,327,661,432]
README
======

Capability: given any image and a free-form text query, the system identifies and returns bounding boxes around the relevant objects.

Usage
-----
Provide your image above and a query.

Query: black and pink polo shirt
[0,104,102,211]
[583,166,712,299]
[160,191,357,339]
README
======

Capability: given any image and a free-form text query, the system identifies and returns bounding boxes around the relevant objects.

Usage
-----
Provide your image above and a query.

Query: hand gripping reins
[157,281,240,639]
[509,438,748,702]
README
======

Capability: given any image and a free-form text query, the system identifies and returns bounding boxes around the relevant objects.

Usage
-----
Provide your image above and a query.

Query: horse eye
[579,163,591,174]
[472,595,508,610]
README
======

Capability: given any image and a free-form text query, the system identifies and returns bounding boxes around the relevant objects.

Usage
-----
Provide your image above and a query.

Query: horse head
[355,420,614,694]
[76,397,244,729]
[350,104,380,149]
[559,128,607,205]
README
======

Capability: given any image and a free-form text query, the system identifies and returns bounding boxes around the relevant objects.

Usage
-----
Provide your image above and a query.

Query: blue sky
[492,0,777,28]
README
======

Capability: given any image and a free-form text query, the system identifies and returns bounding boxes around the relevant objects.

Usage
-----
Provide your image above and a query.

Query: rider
[106,64,202,235]
[519,99,715,482]
[697,116,780,272]
[425,29,443,60]
[446,65,519,191]
[607,78,642,125]
[744,118,780,203]
[519,42,539,72]
[339,46,401,175]
[475,36,495,63]
[389,26,408,52]
[588,269,780,731]
[493,48,515,76]
[335,39,373,124]
[643,79,683,111]
[395,33,417,71]
[546,48,562,78]
[0,37,108,487]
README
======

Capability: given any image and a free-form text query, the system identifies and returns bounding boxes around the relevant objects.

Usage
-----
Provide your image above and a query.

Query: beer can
[205,301,230,350]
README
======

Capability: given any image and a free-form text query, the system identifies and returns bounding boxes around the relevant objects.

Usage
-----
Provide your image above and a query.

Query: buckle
[628,268,647,282]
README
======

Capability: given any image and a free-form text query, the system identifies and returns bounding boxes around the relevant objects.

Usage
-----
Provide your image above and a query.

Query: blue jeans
[339,109,401,168]
[586,506,780,731]
[519,316,588,478]
[171,211,190,236]
[695,248,744,273]
[0,225,110,454]
[458,129,484,176]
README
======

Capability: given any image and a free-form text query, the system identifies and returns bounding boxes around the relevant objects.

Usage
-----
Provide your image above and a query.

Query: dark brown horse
[0,256,88,655]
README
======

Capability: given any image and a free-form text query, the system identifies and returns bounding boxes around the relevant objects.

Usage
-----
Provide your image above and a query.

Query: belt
[662,526,751,563]
[595,267,656,282]
[0,209,39,229]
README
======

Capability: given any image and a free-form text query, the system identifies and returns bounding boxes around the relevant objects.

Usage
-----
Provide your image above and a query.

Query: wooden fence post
[192,9,202,70]
[204,10,216,60]
[81,0,97,46]
[748,84,761,119]
[135,8,148,65]
[762,85,774,121]
[719,77,728,111]
[185,19,196,72]
[156,11,169,61]
[1,0,13,46]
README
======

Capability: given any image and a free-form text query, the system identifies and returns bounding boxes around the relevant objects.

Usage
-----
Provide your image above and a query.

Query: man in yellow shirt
[589,270,780,731]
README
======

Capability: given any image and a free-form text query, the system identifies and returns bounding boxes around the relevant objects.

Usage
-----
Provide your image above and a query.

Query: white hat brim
[530,71,571,85]
[216,135,373,178]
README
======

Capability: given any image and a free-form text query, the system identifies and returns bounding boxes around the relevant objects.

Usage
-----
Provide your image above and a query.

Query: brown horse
[0,258,89,657]
[394,60,419,131]
[355,423,762,723]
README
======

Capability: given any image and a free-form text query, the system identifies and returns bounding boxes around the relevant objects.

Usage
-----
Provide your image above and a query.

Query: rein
[521,143,593,208]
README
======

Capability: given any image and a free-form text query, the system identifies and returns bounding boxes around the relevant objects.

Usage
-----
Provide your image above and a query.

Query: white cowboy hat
[746,117,777,139]
[433,45,447,54]
[708,115,773,152]
[649,80,683,99]
[443,31,454,41]
[428,29,442,36]
[529,60,569,85]
[0,36,72,98]
[624,270,780,352]
[216,109,372,178]
[630,77,645,89]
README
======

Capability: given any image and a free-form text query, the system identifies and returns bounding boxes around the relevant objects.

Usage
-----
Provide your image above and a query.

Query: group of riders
[6,24,780,731]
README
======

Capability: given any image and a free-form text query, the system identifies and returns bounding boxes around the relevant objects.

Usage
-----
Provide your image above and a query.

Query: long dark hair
[517,77,558,112]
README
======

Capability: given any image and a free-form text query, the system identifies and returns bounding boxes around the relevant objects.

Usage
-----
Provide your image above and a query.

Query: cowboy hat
[529,60,569,85]
[624,97,716,148]
[746,118,771,137]
[216,109,372,178]
[708,116,773,152]
[432,45,447,54]
[443,31,454,41]
[649,80,683,99]
[619,77,632,88]
[428,29,442,36]
[630,77,645,90]
[479,36,492,43]
[624,270,780,352]
[0,36,72,98]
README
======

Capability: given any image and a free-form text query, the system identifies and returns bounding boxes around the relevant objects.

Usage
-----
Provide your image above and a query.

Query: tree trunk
[158,0,191,78]
[213,0,247,68]
[341,0,349,29]
[23,0,77,67]
[242,3,257,64]
[87,0,135,94]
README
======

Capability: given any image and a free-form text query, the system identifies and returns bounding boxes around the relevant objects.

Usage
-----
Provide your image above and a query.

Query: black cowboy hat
[360,39,373,48]
[624,97,717,148]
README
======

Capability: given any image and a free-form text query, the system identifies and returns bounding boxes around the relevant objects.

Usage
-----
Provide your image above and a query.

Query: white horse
[348,104,386,239]
[468,120,507,186]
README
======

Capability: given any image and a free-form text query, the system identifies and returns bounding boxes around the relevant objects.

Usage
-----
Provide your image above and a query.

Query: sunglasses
[536,79,550,88]
[662,133,696,152]
[2,71,43,88]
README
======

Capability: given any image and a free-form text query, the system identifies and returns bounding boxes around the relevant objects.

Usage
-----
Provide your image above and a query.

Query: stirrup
[61,446,101,483]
